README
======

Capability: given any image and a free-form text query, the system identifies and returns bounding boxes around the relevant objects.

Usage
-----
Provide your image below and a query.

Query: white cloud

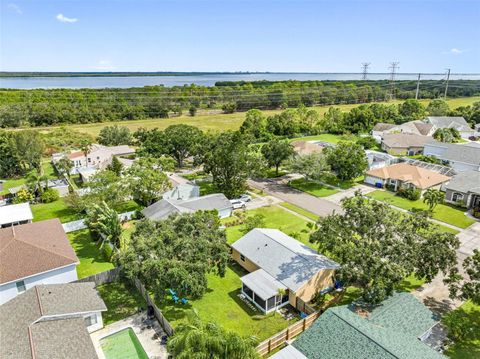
[443,48,468,55]
[56,13,78,23]
[92,60,116,71]
[7,3,22,14]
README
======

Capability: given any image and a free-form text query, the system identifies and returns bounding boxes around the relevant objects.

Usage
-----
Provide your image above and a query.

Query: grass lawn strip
[366,190,475,229]
[278,202,319,222]
[67,229,114,278]
[289,178,339,197]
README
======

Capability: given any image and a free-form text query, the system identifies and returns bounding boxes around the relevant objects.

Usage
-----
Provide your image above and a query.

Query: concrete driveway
[324,184,377,205]
[457,222,480,257]
[248,178,342,217]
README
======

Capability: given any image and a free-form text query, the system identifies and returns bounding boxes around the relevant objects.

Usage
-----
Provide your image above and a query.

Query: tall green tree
[447,249,480,305]
[433,128,461,143]
[118,212,230,300]
[239,109,268,141]
[167,311,259,359]
[85,202,122,248]
[423,188,445,211]
[310,193,459,304]
[97,125,132,146]
[286,152,331,182]
[83,170,129,210]
[427,99,450,116]
[324,141,368,181]
[398,99,426,122]
[261,139,294,175]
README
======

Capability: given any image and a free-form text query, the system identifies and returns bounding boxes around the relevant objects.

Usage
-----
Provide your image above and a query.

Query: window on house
[84,314,97,327]
[87,158,91,163]
[452,193,464,202]
[240,254,245,262]
[16,280,26,293]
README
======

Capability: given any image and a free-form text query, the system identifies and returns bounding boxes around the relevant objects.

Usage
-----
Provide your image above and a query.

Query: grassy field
[278,202,319,222]
[96,281,146,325]
[443,301,480,359]
[289,178,339,197]
[26,96,480,137]
[67,229,114,278]
[157,262,296,341]
[366,190,475,229]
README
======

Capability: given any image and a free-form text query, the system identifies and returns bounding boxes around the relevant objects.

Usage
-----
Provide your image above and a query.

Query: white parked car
[239,194,252,202]
[230,199,246,209]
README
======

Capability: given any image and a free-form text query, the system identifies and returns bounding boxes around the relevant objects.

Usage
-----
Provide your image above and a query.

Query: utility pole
[444,68,451,99]
[388,61,400,100]
[361,63,370,80]
[415,73,421,100]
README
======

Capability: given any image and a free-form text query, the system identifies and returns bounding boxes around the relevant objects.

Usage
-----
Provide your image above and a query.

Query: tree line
[1,79,479,127]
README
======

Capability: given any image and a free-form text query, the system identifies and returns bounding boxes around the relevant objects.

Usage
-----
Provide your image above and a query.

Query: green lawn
[366,190,475,229]
[31,198,79,223]
[158,263,296,341]
[289,178,339,197]
[290,133,358,144]
[443,301,480,359]
[67,229,114,278]
[325,175,364,190]
[225,205,314,249]
[96,281,146,325]
[278,202,319,222]
[0,161,56,195]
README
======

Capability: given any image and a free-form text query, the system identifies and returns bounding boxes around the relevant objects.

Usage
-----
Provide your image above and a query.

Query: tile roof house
[275,292,445,359]
[364,163,451,192]
[0,202,33,228]
[231,229,340,313]
[444,171,480,209]
[423,141,480,173]
[424,116,475,139]
[0,219,79,304]
[381,133,431,155]
[0,282,107,359]
[142,193,233,220]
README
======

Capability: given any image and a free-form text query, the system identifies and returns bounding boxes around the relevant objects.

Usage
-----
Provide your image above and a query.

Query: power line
[388,62,400,100]
[361,63,370,80]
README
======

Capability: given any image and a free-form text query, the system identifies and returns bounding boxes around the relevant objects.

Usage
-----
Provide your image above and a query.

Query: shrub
[397,187,421,201]
[40,188,60,203]
[356,136,378,149]
[12,189,34,204]
[103,243,114,261]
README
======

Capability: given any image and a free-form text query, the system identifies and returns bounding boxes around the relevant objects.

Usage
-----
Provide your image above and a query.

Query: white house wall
[0,264,78,305]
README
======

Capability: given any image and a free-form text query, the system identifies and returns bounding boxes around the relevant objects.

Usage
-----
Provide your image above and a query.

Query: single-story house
[291,140,325,156]
[365,150,397,170]
[372,121,434,141]
[162,184,200,201]
[142,193,233,220]
[424,116,475,139]
[424,141,480,172]
[273,292,445,359]
[364,163,451,192]
[0,219,79,304]
[0,282,107,359]
[0,202,33,228]
[381,133,431,155]
[444,171,480,209]
[231,228,340,313]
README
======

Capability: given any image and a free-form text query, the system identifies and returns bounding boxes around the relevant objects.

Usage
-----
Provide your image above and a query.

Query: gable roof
[0,203,33,226]
[445,171,480,194]
[232,228,340,291]
[382,133,431,149]
[425,116,473,132]
[373,123,397,132]
[424,141,480,166]
[292,293,444,359]
[0,283,106,359]
[366,163,451,189]
[163,184,200,201]
[142,193,232,221]
[374,121,434,136]
[0,219,78,284]
[291,140,324,155]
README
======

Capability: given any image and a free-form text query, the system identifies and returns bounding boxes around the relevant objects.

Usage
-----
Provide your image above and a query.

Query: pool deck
[90,313,168,359]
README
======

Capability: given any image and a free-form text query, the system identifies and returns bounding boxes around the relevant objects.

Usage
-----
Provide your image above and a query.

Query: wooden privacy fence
[133,278,175,337]
[74,267,121,285]
[256,311,321,357]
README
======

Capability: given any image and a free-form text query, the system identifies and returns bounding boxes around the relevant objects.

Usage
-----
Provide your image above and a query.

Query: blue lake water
[0,73,478,89]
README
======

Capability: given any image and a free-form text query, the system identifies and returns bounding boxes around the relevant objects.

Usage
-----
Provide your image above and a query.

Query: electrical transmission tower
[444,68,451,99]
[361,63,370,80]
[388,62,400,100]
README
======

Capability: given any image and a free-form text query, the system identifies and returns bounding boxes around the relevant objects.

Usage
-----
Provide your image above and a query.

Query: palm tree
[85,202,122,248]
[167,310,259,359]
[275,288,287,316]
[26,169,49,196]
[423,188,445,211]
[80,139,92,158]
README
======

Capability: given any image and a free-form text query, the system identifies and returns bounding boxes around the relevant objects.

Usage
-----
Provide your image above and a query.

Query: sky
[1,0,479,73]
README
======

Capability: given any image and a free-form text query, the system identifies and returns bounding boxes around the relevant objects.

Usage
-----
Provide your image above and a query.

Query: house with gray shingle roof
[425,116,474,139]
[372,121,435,141]
[142,193,233,220]
[272,292,445,359]
[231,229,340,313]
[0,282,107,359]
[381,133,431,155]
[444,171,480,209]
[424,141,480,173]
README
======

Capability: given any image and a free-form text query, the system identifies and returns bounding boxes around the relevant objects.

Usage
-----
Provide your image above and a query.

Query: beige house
[291,140,325,156]
[231,228,340,313]
[381,133,431,155]
[364,163,451,192]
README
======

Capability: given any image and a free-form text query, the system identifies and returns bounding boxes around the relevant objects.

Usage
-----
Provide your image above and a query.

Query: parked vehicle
[239,194,252,202]
[230,199,246,209]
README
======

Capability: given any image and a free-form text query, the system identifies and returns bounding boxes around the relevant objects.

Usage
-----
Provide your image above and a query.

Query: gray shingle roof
[142,193,232,220]
[445,171,480,194]
[0,283,106,359]
[426,116,473,132]
[232,229,340,291]
[292,293,445,359]
[241,269,287,300]
[373,123,397,132]
[382,133,430,148]
[424,141,480,166]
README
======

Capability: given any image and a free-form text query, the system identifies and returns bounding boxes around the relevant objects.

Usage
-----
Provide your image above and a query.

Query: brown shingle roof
[0,219,78,284]
[291,140,324,155]
[366,163,451,189]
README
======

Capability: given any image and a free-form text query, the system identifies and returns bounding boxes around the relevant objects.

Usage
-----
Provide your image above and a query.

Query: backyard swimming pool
[100,327,149,359]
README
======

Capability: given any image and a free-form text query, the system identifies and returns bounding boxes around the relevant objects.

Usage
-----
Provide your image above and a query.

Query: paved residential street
[248,178,343,217]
